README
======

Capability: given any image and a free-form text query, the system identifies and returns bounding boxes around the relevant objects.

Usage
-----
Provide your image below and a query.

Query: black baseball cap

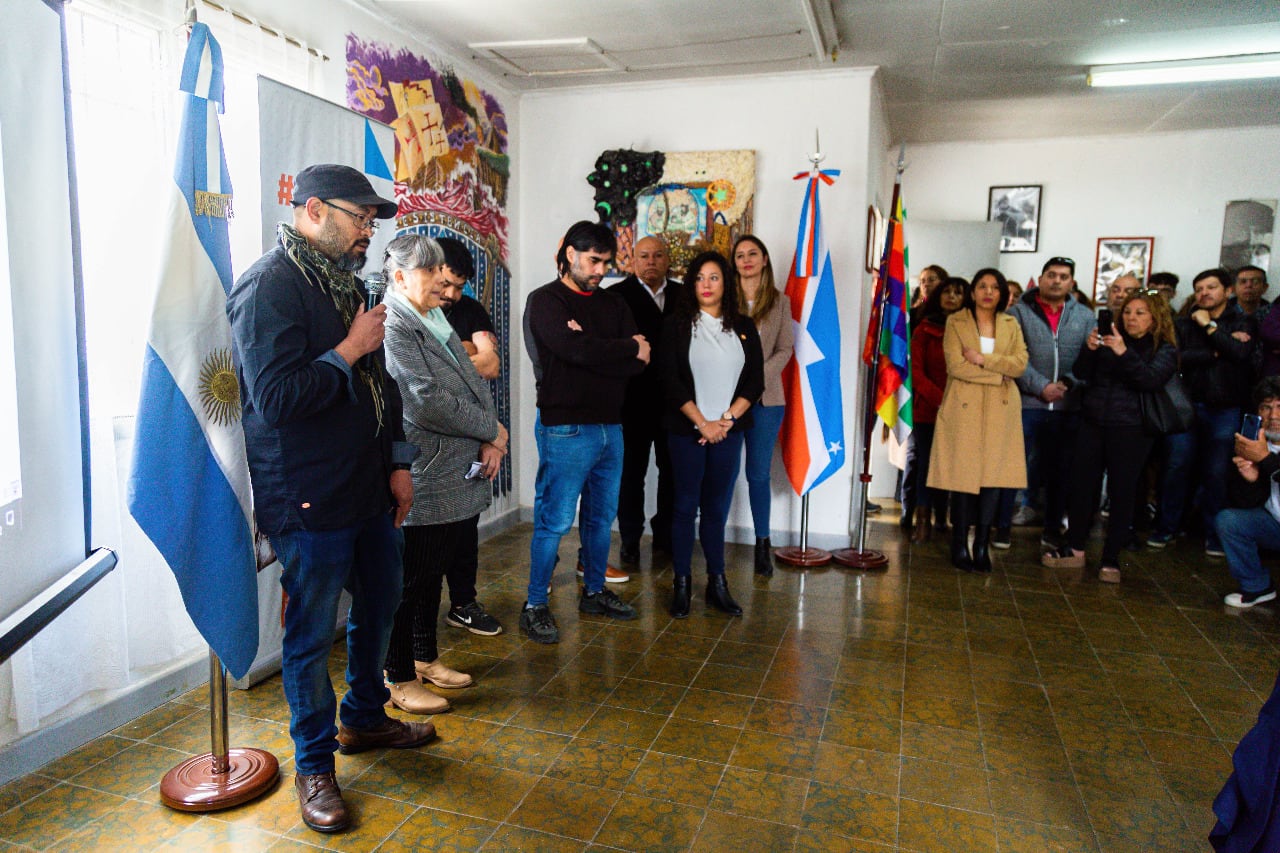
[292,164,397,219]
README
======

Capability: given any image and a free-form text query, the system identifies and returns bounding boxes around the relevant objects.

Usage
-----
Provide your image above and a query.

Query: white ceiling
[370,0,1280,143]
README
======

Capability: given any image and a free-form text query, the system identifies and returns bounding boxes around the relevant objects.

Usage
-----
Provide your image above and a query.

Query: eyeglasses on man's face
[322,200,379,232]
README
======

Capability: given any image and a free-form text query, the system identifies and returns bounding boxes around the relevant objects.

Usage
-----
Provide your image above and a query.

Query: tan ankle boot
[386,679,450,714]
[911,516,931,543]
[415,659,473,689]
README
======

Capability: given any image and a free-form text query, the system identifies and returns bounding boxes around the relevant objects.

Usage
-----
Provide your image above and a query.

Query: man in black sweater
[1161,268,1259,556]
[521,221,649,643]
[607,235,683,563]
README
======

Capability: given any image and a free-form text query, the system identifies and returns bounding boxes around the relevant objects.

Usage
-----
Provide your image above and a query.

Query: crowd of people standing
[905,254,1277,595]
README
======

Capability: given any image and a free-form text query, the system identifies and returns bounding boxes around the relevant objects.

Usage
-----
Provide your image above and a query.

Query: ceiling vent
[468,37,623,77]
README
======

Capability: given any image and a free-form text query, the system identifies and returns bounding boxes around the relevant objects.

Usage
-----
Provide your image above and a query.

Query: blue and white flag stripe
[128,23,257,680]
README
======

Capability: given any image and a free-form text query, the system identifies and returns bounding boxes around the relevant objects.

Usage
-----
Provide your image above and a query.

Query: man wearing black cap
[228,164,433,834]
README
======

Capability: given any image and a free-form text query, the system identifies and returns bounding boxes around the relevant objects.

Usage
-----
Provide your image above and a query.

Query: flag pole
[832,145,907,569]
[159,650,278,810]
[777,130,833,568]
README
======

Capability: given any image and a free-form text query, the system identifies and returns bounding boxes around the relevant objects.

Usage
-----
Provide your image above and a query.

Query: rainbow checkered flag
[874,195,912,445]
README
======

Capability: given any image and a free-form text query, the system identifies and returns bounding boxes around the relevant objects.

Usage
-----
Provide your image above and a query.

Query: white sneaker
[1010,506,1038,526]
[1225,588,1277,608]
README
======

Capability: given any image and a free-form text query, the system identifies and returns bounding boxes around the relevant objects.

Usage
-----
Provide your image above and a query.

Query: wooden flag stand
[776,494,832,567]
[160,650,278,811]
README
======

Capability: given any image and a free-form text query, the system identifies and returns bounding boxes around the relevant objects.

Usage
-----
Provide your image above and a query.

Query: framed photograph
[864,204,886,274]
[1094,237,1155,302]
[987,185,1041,253]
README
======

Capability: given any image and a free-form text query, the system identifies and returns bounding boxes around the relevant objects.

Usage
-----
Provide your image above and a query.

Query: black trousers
[1065,421,1153,567]
[617,414,674,548]
[384,515,478,683]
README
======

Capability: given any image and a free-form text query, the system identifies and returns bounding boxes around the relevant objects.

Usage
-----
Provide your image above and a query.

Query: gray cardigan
[384,296,500,525]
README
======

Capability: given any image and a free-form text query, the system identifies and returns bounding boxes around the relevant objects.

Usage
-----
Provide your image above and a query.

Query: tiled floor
[1,512,1272,851]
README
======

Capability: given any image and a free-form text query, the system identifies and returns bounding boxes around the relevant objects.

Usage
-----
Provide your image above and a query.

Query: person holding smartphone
[381,234,508,712]
[1043,293,1177,582]
[1216,377,1280,607]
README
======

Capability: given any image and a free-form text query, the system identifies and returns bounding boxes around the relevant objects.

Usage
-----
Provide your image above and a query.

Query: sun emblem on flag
[198,348,241,425]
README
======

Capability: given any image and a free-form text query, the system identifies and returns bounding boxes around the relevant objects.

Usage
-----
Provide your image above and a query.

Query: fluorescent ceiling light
[1088,53,1280,87]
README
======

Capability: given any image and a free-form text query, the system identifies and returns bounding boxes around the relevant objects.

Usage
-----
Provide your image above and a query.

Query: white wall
[516,68,883,546]
[903,127,1280,294]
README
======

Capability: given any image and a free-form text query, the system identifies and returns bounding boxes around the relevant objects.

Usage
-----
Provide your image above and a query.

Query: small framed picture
[987,185,1042,253]
[1094,237,1155,302]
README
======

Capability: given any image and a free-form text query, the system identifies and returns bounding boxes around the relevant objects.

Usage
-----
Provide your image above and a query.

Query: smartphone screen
[1243,413,1263,441]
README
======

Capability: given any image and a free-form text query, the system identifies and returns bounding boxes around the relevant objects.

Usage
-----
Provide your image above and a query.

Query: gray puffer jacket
[1007,289,1095,412]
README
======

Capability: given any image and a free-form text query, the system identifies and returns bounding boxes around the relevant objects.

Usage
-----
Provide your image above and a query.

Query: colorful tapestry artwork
[588,149,755,276]
[346,36,512,496]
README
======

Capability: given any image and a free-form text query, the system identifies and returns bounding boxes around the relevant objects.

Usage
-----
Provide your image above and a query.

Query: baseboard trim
[0,654,208,787]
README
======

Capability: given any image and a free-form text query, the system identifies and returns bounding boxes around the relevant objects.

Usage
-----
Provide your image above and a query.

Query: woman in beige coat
[927,269,1028,572]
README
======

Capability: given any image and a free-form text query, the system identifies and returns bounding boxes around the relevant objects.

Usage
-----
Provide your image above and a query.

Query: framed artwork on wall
[1094,237,1155,302]
[987,185,1041,253]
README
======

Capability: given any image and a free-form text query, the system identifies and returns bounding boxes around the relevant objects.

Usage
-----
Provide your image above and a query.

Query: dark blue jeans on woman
[668,431,745,578]
[743,403,785,539]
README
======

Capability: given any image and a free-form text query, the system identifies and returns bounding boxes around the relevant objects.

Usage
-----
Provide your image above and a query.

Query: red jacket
[911,318,948,424]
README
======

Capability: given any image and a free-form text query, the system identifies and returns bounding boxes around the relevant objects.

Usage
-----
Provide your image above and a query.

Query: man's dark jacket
[609,275,683,421]
[1176,303,1259,410]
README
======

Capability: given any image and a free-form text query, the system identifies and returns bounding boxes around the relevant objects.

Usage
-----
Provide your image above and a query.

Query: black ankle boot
[900,504,915,532]
[670,576,691,619]
[754,538,774,577]
[972,525,993,573]
[706,575,742,616]
[951,525,975,572]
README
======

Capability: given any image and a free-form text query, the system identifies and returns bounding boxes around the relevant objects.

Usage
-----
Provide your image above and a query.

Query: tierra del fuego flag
[128,24,258,680]
[780,169,845,496]
[868,195,912,448]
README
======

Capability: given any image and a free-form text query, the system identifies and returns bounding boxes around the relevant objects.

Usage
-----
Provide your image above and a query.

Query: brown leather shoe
[295,771,350,833]
[415,658,473,688]
[337,716,437,754]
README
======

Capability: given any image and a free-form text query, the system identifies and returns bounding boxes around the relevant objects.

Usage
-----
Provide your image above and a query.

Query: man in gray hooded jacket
[1003,256,1095,549]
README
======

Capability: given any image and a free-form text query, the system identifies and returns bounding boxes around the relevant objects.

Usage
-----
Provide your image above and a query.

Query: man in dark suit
[608,235,683,563]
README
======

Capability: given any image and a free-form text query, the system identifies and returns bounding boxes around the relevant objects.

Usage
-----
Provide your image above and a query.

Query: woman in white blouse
[660,251,764,618]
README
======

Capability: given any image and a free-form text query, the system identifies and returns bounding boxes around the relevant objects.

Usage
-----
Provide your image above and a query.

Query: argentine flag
[128,24,257,680]
[780,170,845,496]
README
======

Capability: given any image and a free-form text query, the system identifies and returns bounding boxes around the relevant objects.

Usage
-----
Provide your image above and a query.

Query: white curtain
[0,0,325,748]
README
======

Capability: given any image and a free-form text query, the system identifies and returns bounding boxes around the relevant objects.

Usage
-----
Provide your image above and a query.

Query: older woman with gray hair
[380,233,508,715]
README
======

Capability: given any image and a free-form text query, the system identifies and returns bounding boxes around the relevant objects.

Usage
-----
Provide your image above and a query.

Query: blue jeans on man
[1155,405,1240,549]
[1216,506,1280,594]
[1008,408,1077,535]
[271,511,402,775]
[528,415,624,606]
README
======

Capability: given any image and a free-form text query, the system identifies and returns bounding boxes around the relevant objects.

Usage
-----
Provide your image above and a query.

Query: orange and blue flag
[780,169,845,496]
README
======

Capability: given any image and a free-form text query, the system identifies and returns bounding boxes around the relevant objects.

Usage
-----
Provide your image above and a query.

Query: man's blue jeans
[1019,408,1077,533]
[271,511,402,775]
[529,417,624,605]
[743,404,785,539]
[669,431,745,578]
[1216,506,1280,594]
[1156,404,1240,547]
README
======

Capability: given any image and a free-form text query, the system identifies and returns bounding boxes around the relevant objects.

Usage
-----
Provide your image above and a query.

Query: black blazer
[610,275,684,419]
[659,313,765,435]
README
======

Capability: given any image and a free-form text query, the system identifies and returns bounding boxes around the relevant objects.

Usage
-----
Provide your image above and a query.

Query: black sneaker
[1225,587,1278,608]
[579,587,637,620]
[991,528,1012,550]
[519,603,559,644]
[619,541,640,564]
[446,601,503,636]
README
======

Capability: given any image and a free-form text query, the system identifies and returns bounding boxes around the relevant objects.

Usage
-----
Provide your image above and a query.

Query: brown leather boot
[912,515,931,543]
[337,717,437,754]
[295,771,350,833]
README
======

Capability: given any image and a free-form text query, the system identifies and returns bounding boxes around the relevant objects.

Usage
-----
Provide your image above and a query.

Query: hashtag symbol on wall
[277,174,294,206]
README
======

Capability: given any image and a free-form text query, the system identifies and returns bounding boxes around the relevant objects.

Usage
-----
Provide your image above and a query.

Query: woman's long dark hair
[676,251,739,333]
[921,276,967,324]
[965,267,1011,314]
